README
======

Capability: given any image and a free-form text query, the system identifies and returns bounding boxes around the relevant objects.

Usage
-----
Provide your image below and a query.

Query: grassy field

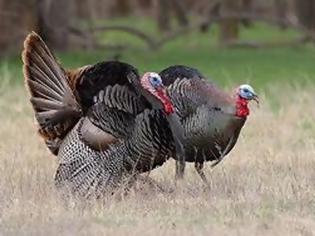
[1,80,315,235]
[1,22,315,235]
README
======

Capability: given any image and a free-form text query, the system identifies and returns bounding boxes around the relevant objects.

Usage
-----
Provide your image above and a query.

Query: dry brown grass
[1,84,315,236]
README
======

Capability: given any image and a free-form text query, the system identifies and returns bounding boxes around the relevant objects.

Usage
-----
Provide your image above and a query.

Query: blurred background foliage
[1,0,315,88]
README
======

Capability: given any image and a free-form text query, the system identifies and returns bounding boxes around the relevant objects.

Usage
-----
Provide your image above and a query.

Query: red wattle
[236,96,249,117]
[164,103,175,114]
[156,89,175,115]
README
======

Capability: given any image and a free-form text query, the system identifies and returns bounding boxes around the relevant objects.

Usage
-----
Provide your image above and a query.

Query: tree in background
[156,0,188,33]
[219,0,242,44]
[295,0,315,31]
[0,0,315,56]
[36,0,73,50]
[112,0,131,16]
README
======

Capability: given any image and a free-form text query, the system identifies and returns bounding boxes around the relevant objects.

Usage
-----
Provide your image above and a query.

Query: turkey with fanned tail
[22,32,186,198]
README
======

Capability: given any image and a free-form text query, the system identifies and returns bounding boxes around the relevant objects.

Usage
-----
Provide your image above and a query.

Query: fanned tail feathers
[22,32,82,154]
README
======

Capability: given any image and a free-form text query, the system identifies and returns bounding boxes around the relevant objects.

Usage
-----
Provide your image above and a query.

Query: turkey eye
[150,76,162,87]
[243,89,249,93]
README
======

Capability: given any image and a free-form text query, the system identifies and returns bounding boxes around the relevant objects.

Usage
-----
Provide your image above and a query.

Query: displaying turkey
[22,32,186,198]
[160,65,259,185]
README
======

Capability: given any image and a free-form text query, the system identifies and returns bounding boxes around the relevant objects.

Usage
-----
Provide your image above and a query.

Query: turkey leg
[175,159,186,180]
[195,162,211,189]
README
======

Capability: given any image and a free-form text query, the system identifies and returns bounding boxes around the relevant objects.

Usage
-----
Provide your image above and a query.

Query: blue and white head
[141,72,164,91]
[238,84,259,104]
[140,72,174,114]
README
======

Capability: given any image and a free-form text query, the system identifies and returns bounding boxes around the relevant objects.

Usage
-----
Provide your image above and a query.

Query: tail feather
[23,35,65,95]
[27,79,63,101]
[22,32,82,155]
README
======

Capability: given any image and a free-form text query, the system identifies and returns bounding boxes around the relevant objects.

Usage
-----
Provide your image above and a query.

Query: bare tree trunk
[200,0,221,33]
[295,0,315,31]
[36,0,73,50]
[274,0,288,29]
[170,0,189,27]
[137,0,152,9]
[219,0,241,44]
[241,0,253,27]
[75,0,93,21]
[156,0,171,32]
[112,0,131,16]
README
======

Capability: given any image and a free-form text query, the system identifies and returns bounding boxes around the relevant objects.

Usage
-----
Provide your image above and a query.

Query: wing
[63,62,143,153]
[22,32,82,154]
[78,84,147,151]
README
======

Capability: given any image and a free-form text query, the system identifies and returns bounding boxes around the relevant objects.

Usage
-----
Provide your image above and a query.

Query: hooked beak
[252,94,259,107]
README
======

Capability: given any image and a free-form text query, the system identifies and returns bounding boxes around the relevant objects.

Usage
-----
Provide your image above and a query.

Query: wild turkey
[22,32,185,197]
[160,65,259,185]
